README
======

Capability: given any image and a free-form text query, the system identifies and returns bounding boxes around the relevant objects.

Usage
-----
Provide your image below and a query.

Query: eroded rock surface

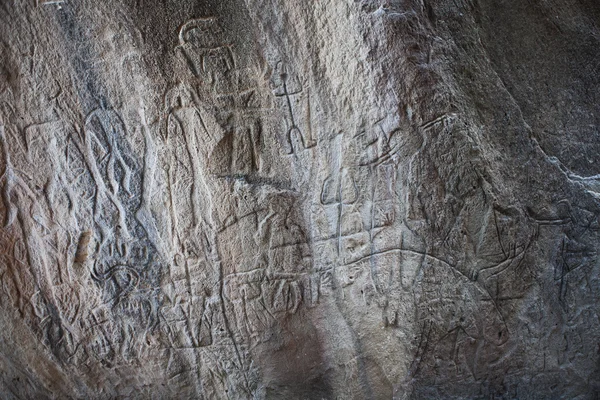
[0,0,599,398]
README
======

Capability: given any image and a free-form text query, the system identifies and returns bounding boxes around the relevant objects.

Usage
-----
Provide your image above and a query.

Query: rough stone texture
[0,0,599,398]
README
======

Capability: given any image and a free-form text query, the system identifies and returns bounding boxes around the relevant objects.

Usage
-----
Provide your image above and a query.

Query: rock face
[0,0,599,398]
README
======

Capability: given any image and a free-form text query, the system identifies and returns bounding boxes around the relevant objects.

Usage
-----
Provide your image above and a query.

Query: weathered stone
[0,0,599,398]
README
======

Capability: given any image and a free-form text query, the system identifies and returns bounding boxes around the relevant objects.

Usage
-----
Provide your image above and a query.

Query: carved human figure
[272,62,316,154]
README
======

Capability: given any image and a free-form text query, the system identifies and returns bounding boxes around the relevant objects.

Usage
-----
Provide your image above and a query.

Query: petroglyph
[0,1,599,398]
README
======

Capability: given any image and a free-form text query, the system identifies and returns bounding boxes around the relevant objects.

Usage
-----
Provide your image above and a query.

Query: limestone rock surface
[0,0,599,398]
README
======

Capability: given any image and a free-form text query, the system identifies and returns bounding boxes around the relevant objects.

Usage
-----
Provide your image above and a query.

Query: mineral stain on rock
[74,231,92,263]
